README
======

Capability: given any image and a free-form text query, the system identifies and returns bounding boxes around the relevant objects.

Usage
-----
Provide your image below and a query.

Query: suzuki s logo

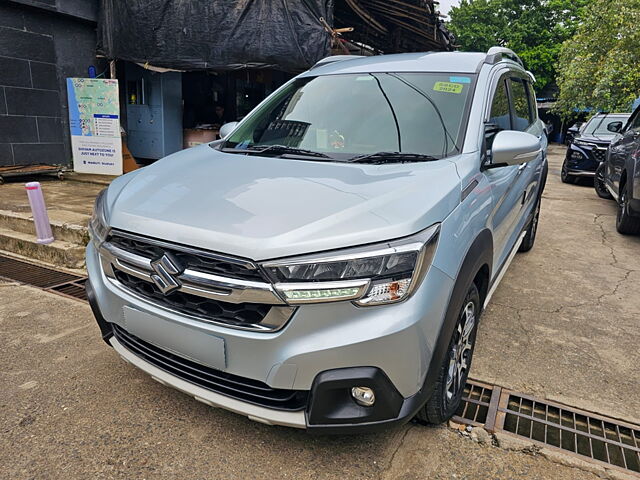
[150,252,184,295]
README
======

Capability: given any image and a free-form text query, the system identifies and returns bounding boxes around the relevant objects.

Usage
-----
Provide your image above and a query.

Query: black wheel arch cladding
[420,229,493,405]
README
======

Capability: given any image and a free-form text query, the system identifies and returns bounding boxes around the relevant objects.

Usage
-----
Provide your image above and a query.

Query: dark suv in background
[562,113,631,184]
[600,105,640,234]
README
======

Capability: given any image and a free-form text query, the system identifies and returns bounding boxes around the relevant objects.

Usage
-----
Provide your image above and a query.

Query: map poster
[66,78,123,175]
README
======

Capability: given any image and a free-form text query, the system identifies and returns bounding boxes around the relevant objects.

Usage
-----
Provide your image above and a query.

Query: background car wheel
[560,160,575,184]
[594,164,612,199]
[616,182,640,235]
[416,283,480,425]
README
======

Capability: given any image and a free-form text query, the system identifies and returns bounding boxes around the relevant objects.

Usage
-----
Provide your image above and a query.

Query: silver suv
[86,48,547,433]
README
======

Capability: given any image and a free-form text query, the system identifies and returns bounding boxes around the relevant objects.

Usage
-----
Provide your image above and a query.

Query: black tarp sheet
[98,0,334,72]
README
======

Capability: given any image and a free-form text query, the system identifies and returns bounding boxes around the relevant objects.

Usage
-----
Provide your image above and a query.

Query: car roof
[300,52,492,77]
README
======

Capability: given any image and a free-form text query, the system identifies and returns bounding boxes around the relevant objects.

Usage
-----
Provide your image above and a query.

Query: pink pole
[25,182,54,245]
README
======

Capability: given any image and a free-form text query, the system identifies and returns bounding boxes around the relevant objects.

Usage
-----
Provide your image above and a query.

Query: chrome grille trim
[97,231,296,332]
[99,240,286,306]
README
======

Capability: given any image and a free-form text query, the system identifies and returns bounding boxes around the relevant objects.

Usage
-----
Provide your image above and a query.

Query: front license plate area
[122,306,226,370]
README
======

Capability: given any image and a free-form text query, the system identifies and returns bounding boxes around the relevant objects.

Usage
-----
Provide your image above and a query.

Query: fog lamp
[351,386,375,407]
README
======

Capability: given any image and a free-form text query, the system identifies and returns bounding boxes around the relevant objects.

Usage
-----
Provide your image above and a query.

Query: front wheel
[561,160,575,184]
[594,164,612,199]
[416,283,480,424]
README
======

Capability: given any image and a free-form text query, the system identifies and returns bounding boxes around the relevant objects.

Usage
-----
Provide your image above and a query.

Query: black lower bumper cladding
[86,281,114,345]
[306,367,432,434]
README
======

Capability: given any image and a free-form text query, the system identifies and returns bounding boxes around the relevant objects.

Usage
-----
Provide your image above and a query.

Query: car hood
[107,144,461,261]
[577,134,615,144]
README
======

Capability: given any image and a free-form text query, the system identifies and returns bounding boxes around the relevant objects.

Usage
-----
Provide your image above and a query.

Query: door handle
[518,163,527,171]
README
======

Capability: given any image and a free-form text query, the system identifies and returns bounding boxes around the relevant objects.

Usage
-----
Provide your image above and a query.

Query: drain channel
[2,254,639,473]
[497,392,640,473]
[0,254,87,301]
[456,380,640,474]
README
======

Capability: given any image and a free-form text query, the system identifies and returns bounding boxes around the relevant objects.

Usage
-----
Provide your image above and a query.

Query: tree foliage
[448,0,590,93]
[554,0,640,117]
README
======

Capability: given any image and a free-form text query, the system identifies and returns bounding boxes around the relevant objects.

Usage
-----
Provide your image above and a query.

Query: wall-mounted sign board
[67,78,123,175]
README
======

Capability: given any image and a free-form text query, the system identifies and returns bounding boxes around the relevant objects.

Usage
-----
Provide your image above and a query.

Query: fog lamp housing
[351,386,375,407]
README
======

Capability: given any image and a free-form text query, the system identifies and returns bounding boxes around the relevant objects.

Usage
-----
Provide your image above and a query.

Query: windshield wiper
[222,144,331,159]
[347,152,439,164]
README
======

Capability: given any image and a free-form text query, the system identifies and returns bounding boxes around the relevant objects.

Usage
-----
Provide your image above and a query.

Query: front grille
[592,148,607,162]
[112,324,308,411]
[114,270,271,327]
[109,232,267,282]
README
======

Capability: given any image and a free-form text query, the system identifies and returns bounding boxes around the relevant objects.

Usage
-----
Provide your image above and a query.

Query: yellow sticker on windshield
[433,82,463,94]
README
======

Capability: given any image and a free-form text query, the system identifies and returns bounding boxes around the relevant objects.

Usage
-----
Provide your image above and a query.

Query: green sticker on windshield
[433,82,464,94]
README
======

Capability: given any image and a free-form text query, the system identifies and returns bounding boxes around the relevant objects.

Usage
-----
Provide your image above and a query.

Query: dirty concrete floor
[1,145,638,479]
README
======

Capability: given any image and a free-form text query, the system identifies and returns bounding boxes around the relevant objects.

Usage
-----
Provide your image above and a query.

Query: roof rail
[310,55,363,70]
[485,47,524,67]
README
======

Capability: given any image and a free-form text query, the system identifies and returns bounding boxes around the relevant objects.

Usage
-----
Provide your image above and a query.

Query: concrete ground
[1,145,638,479]
[0,175,104,227]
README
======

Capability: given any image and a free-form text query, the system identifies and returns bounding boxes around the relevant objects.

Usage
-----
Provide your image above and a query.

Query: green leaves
[555,0,640,117]
[448,0,590,93]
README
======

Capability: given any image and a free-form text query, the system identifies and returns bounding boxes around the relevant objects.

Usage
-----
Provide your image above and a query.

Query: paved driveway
[1,144,637,479]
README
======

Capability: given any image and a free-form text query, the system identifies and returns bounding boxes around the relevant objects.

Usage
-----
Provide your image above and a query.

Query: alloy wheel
[445,301,476,403]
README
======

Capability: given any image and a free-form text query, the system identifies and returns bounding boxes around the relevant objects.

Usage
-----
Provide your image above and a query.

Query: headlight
[261,224,440,306]
[573,139,596,148]
[88,188,110,245]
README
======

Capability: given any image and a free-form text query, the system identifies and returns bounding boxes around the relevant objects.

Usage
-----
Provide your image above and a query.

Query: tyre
[416,283,480,424]
[560,160,575,184]
[616,182,640,235]
[518,196,540,252]
[594,164,612,199]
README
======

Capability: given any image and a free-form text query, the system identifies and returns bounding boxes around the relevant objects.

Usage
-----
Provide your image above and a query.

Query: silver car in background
[86,47,547,433]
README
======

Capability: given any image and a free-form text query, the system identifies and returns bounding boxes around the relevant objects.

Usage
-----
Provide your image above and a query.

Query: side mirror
[219,121,239,139]
[607,121,623,133]
[491,130,542,167]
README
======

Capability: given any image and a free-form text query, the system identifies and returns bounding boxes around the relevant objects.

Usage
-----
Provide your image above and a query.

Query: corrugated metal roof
[334,0,453,53]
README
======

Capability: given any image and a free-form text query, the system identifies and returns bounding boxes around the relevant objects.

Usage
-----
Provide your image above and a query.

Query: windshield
[223,73,475,161]
[582,114,630,136]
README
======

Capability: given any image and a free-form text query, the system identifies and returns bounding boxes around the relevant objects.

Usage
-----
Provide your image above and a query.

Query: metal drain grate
[0,254,87,301]
[453,380,496,428]
[0,255,79,287]
[49,278,88,301]
[454,380,640,474]
[496,392,640,473]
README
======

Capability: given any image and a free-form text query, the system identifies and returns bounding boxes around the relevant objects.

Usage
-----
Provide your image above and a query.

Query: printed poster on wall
[66,78,122,175]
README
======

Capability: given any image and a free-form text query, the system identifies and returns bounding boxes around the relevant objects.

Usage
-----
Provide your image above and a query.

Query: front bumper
[86,241,454,432]
[565,144,606,175]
